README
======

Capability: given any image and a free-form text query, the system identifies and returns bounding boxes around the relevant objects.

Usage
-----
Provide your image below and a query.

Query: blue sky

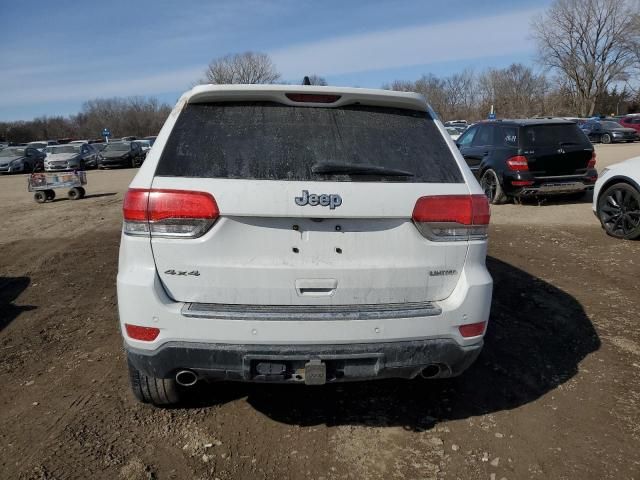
[0,0,550,121]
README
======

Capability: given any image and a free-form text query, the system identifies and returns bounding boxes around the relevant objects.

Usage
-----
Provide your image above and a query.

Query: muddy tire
[68,187,82,200]
[128,360,182,406]
[34,191,46,203]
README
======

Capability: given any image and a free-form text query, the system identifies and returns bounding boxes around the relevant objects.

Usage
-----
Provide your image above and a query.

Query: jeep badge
[295,190,342,209]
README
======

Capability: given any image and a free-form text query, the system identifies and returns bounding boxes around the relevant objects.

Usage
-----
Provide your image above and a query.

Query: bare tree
[477,64,548,118]
[201,52,280,85]
[532,0,640,117]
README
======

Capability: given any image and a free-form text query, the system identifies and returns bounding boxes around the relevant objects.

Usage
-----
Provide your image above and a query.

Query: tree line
[1,97,172,144]
[3,0,639,143]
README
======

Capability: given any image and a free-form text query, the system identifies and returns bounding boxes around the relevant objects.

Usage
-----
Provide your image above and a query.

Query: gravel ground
[1,143,639,479]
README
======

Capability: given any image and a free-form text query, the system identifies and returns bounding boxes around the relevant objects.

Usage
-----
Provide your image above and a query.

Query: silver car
[0,146,45,173]
[44,144,101,171]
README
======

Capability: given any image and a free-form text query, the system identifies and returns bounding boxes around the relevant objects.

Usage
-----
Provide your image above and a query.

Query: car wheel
[34,191,47,203]
[128,359,182,406]
[601,133,612,144]
[480,169,508,205]
[45,189,56,201]
[597,182,640,240]
[68,187,83,200]
[77,187,86,199]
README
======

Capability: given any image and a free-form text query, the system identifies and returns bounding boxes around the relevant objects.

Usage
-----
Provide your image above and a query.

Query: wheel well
[597,176,640,205]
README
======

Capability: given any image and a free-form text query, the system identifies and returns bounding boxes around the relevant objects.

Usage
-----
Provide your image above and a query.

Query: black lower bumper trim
[126,339,483,383]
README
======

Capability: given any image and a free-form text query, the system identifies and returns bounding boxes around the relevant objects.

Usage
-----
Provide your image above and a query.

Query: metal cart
[28,171,87,203]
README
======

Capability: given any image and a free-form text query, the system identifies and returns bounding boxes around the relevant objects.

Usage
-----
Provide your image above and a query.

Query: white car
[593,156,640,239]
[118,84,493,405]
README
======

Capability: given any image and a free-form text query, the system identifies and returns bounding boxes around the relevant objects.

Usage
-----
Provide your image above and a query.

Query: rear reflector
[587,151,596,169]
[412,195,490,241]
[506,155,529,171]
[459,321,486,338]
[125,324,160,341]
[123,189,219,238]
[285,93,341,103]
[511,180,535,186]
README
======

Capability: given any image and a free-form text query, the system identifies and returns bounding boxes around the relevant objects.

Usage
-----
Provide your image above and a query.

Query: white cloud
[270,9,542,78]
[0,67,203,107]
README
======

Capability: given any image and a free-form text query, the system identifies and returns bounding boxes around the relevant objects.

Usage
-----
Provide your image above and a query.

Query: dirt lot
[1,144,639,480]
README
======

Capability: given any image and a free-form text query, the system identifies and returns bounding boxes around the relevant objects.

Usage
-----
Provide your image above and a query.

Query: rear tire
[601,133,611,144]
[34,191,46,203]
[68,187,82,200]
[597,182,640,240]
[77,187,86,199]
[480,169,508,204]
[128,360,182,406]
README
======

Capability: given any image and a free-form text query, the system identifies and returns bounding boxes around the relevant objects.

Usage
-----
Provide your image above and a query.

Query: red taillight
[412,195,490,241]
[123,189,149,221]
[506,155,529,171]
[125,324,160,341]
[147,189,219,221]
[123,189,219,238]
[459,321,486,338]
[285,93,341,103]
[587,151,596,169]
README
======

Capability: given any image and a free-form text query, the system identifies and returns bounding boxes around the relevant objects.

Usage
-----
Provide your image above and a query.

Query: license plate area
[245,354,382,384]
[538,182,584,193]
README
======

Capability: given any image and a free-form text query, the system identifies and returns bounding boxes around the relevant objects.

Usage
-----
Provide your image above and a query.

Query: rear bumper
[126,338,483,382]
[117,235,493,382]
[503,171,598,197]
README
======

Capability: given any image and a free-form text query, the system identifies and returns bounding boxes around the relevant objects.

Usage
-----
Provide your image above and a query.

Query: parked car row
[580,119,638,144]
[0,137,155,174]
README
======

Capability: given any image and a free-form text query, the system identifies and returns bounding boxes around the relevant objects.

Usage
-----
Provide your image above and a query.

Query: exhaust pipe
[175,370,198,387]
[420,364,441,379]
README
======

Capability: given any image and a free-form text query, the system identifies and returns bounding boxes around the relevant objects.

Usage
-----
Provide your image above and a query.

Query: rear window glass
[523,124,590,147]
[497,125,518,147]
[156,102,463,183]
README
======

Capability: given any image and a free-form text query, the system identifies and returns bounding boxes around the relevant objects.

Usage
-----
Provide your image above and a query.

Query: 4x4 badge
[164,270,200,276]
[295,190,342,209]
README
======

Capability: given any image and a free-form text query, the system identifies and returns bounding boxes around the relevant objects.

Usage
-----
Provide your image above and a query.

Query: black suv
[456,119,597,204]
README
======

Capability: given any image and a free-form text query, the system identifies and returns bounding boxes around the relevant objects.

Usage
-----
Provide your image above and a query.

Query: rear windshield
[522,124,590,148]
[156,102,463,183]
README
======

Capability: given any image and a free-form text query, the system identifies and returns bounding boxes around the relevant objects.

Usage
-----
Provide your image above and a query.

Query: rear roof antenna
[302,76,311,86]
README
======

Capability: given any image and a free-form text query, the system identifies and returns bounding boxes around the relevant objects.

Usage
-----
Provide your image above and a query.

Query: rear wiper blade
[311,162,414,177]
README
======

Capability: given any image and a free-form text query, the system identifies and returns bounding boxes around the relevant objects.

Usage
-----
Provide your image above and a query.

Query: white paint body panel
[118,84,492,350]
[593,156,640,213]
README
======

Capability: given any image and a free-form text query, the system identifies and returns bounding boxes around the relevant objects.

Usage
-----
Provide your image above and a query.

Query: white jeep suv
[118,85,493,405]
